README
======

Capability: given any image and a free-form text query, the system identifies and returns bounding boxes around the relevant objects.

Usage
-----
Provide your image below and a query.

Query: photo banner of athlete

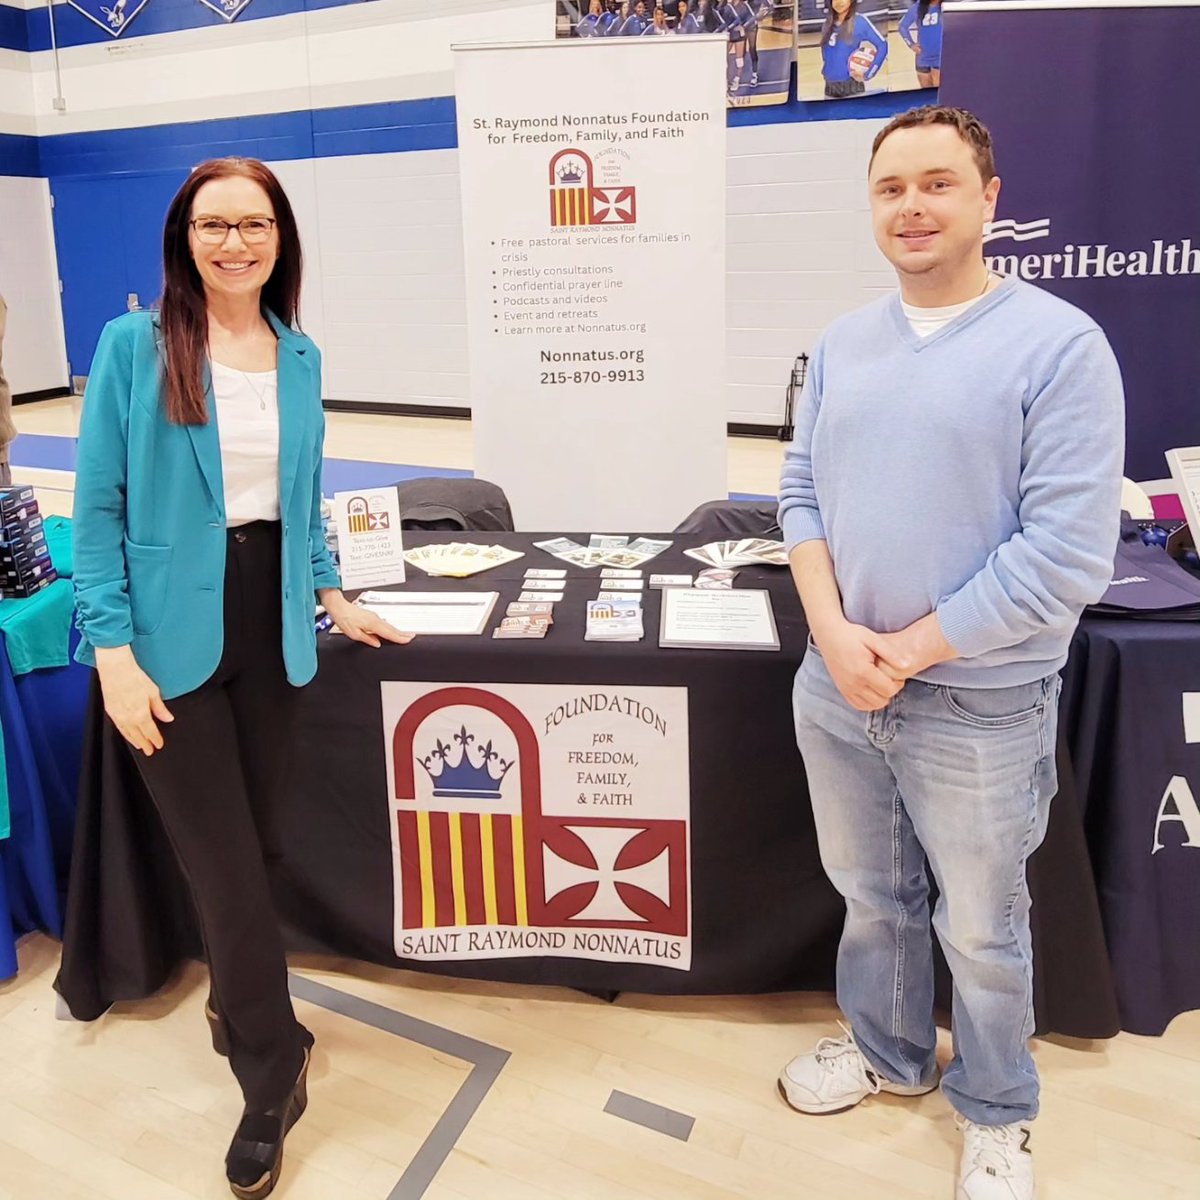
[454,38,727,530]
[939,0,1200,479]
[556,0,796,108]
[795,0,943,103]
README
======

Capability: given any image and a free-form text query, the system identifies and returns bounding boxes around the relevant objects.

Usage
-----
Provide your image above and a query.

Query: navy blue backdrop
[939,2,1200,481]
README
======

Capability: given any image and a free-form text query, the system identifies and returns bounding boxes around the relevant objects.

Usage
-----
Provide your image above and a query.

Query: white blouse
[210,360,281,527]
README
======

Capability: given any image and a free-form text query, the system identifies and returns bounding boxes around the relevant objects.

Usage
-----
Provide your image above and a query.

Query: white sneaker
[777,1023,938,1115]
[957,1118,1034,1200]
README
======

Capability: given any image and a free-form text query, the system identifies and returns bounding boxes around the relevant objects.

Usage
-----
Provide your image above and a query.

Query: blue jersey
[899,2,943,70]
[718,1,744,38]
[676,10,701,30]
[821,13,887,83]
[618,12,647,33]
[576,11,613,35]
[733,0,758,32]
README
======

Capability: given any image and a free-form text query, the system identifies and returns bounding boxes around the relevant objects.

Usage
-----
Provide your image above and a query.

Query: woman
[820,0,887,99]
[696,0,724,31]
[71,157,409,1198]
[717,0,747,96]
[674,0,701,32]
[576,0,613,36]
[641,4,670,32]
[898,0,943,87]
[605,0,632,33]
[732,0,763,86]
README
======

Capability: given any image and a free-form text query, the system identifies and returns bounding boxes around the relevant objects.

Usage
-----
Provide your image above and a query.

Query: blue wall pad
[34,97,459,180]
[0,2,27,51]
[321,460,470,494]
[9,0,364,54]
[9,432,779,505]
[10,433,77,472]
[0,133,40,179]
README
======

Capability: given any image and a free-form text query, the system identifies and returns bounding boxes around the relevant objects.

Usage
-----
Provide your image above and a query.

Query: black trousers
[132,521,308,1110]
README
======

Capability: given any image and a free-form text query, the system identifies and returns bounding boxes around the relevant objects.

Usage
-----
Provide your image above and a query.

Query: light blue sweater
[778,277,1125,686]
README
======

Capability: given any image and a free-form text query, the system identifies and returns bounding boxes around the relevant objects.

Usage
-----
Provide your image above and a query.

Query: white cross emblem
[543,825,670,923]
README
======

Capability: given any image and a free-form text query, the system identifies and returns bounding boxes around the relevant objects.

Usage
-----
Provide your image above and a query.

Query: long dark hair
[159,157,303,426]
[821,0,856,46]
[917,0,937,21]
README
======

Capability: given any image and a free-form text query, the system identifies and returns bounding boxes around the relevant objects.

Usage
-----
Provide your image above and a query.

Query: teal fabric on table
[41,515,74,580]
[0,578,75,676]
[0,515,77,838]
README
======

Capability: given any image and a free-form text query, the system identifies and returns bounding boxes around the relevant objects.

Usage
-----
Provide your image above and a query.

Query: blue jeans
[793,649,1061,1126]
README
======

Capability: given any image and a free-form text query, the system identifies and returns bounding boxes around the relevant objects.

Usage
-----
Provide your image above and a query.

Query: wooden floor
[4,400,1200,1198]
[3,933,1200,1200]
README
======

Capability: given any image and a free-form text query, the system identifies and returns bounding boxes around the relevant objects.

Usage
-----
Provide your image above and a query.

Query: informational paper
[333,487,405,590]
[355,591,498,636]
[659,588,781,652]
[1166,447,1200,537]
[454,39,727,530]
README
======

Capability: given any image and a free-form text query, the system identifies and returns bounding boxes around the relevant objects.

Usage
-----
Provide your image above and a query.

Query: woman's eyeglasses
[190,217,277,245]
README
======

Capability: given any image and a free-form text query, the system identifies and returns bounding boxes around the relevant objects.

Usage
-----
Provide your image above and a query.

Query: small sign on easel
[332,487,406,590]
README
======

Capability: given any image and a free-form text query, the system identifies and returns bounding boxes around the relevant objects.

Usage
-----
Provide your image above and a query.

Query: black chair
[392,476,515,532]
[673,498,780,540]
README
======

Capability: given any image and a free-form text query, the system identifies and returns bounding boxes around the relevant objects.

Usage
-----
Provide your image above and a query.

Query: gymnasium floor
[1,399,1197,1200]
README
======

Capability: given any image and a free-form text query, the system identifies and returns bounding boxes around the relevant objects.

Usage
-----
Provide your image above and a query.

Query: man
[776,106,1123,1200]
[0,294,14,485]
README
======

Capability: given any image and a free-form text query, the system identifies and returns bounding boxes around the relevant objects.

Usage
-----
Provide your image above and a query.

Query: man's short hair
[870,106,997,184]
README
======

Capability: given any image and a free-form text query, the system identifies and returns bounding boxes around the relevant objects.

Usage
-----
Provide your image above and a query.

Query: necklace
[211,357,275,411]
[236,368,274,412]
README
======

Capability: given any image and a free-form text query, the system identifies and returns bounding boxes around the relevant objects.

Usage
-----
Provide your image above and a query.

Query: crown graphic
[418,725,513,799]
[557,163,584,184]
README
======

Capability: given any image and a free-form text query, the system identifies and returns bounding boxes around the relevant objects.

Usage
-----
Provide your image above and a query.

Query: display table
[0,515,88,980]
[55,533,1122,1037]
[1060,618,1200,1035]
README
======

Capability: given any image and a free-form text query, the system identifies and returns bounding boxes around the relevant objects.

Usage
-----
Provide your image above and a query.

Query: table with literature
[56,533,1120,1039]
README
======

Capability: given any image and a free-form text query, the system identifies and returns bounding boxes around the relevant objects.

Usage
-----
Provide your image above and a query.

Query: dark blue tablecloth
[0,626,88,979]
[1060,618,1200,1035]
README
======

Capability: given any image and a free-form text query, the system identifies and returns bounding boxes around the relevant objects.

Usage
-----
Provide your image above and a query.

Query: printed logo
[383,684,692,969]
[984,217,1052,245]
[549,149,638,229]
[66,0,150,38]
[984,212,1200,280]
[1151,693,1200,854]
[345,494,391,535]
[197,0,256,21]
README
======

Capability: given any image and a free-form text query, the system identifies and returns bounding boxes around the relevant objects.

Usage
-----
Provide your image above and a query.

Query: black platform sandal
[224,1045,310,1199]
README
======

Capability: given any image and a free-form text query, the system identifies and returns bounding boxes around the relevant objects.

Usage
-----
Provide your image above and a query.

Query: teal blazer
[72,309,341,700]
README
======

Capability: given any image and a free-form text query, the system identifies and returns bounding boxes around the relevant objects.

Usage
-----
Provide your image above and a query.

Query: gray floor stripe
[604,1090,695,1142]
[288,973,511,1200]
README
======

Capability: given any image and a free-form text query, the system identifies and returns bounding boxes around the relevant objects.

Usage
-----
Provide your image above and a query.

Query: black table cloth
[56,534,1120,1038]
[1060,618,1200,1035]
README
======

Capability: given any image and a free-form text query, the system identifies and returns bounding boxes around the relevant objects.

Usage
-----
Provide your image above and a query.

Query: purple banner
[940,2,1200,480]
